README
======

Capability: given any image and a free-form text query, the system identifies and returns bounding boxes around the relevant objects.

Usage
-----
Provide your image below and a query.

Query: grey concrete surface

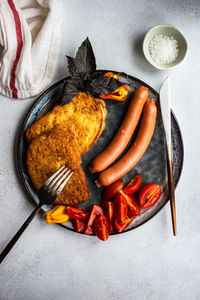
[0,0,200,299]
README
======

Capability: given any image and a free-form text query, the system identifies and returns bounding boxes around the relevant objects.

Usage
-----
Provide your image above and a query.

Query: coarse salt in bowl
[149,34,179,65]
[142,24,188,70]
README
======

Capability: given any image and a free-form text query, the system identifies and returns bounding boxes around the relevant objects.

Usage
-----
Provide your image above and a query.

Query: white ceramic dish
[143,24,188,70]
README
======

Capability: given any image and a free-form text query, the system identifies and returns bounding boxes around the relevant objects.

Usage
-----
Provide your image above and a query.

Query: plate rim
[16,70,184,236]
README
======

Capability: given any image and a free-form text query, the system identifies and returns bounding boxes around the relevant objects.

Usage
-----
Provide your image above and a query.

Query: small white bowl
[143,24,188,70]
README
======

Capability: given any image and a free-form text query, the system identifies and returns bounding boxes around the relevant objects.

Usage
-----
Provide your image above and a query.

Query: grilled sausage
[90,86,148,173]
[97,98,157,186]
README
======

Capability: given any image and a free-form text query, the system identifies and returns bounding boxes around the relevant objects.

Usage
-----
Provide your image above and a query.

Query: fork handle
[0,203,42,264]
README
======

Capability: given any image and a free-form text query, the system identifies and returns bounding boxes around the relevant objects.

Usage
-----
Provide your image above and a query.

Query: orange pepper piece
[99,72,128,101]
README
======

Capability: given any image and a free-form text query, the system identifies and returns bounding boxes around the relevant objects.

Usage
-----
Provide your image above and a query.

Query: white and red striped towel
[0,0,61,99]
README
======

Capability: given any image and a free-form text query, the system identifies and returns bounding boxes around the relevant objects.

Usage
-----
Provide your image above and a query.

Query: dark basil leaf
[75,37,96,74]
[90,75,123,94]
[66,56,83,89]
[60,79,80,105]
[72,72,86,90]
[66,56,79,77]
[61,38,124,102]
[66,38,96,91]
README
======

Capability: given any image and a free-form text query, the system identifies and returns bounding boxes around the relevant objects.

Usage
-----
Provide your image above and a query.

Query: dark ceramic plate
[16,71,184,235]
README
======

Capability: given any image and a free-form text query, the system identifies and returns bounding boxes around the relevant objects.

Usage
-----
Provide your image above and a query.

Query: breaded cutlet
[27,128,90,206]
[26,92,107,155]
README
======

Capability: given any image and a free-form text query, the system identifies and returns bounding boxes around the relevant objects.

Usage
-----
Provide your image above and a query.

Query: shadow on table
[131,32,160,75]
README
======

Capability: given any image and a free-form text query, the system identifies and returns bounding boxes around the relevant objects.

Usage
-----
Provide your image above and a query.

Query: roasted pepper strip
[103,72,118,80]
[44,206,69,224]
[99,72,127,101]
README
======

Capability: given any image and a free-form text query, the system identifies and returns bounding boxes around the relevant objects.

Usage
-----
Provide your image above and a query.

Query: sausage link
[90,86,148,173]
[98,98,157,186]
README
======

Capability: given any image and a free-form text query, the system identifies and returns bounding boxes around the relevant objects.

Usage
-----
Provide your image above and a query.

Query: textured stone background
[0,0,200,299]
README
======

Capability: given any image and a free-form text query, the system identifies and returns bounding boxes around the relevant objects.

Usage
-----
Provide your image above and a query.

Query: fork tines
[45,166,73,196]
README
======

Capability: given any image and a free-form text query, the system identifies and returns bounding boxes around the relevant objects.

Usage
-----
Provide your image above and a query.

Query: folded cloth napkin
[0,0,61,99]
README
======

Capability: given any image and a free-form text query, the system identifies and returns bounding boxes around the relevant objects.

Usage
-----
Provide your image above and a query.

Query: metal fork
[0,165,73,264]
